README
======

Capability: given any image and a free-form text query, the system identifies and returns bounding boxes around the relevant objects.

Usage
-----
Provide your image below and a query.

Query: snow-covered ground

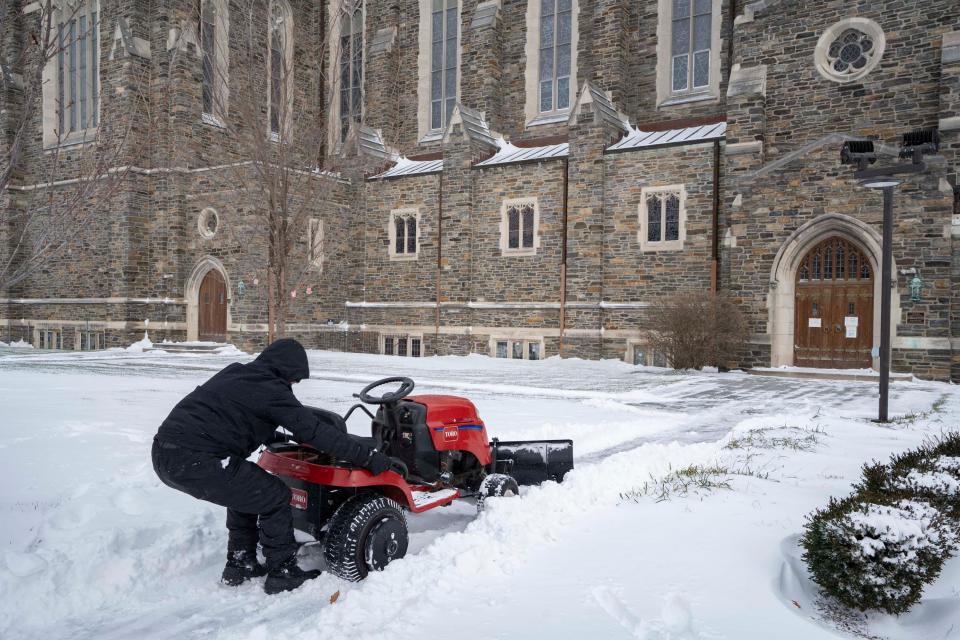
[1,347,958,640]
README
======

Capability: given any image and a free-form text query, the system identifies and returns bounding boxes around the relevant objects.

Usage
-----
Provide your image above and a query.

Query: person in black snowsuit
[152,338,392,594]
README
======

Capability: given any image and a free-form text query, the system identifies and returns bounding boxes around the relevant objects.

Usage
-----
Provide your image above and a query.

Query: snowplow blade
[491,439,573,485]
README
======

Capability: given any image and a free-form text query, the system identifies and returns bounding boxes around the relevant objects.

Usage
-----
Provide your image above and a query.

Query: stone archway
[767,214,899,369]
[185,257,231,342]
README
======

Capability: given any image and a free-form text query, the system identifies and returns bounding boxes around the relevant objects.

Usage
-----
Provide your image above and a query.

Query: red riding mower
[258,376,573,581]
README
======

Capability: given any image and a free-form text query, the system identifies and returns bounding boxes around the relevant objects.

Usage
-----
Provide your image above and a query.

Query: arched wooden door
[198,269,227,342]
[794,237,873,369]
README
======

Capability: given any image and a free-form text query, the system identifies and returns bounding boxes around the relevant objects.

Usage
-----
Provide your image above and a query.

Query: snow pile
[0,339,33,349]
[213,344,245,356]
[125,332,154,353]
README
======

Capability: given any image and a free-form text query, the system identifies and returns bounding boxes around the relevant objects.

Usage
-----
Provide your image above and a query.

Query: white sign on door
[846,325,858,338]
[844,316,859,327]
[808,318,822,328]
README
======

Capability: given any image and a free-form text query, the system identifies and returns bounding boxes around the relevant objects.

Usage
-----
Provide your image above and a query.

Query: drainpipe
[435,171,442,352]
[711,139,720,292]
[559,157,569,356]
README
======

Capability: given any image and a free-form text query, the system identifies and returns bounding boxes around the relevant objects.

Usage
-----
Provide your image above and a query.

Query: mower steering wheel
[356,376,415,405]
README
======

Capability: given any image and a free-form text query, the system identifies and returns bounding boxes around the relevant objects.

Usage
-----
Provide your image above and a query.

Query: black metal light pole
[877,185,894,422]
[842,128,937,423]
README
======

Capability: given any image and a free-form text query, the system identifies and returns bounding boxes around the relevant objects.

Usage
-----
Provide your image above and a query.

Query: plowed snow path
[0,349,953,640]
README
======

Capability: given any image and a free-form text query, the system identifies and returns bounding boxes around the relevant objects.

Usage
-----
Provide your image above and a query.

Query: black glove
[363,450,392,476]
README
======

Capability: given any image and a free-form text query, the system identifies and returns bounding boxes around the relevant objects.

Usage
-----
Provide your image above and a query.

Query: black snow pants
[151,437,296,568]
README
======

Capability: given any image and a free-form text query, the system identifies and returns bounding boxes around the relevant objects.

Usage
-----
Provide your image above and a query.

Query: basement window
[78,330,105,351]
[38,329,62,350]
[493,338,542,360]
[628,342,668,367]
[382,334,422,357]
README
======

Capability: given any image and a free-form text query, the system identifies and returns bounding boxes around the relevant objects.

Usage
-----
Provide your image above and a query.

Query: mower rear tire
[477,473,519,512]
[323,494,408,581]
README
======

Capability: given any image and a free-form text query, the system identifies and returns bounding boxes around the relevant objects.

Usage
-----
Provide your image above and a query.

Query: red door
[198,270,227,342]
[794,237,874,369]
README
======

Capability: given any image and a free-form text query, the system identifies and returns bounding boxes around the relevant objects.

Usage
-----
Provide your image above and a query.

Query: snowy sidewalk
[0,349,957,640]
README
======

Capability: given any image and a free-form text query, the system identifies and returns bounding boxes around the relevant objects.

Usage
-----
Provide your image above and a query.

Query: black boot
[221,550,267,586]
[264,555,322,595]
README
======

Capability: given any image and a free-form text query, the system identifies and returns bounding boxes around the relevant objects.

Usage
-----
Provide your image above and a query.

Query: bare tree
[193,0,359,342]
[647,292,750,370]
[0,0,136,291]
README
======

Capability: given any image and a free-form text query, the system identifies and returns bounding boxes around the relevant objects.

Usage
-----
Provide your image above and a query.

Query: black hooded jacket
[156,338,370,463]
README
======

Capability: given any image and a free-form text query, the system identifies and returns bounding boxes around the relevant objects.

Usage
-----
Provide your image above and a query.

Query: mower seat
[353,436,378,450]
[308,407,348,433]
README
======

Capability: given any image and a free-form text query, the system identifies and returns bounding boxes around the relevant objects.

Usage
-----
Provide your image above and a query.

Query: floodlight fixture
[899,128,940,163]
[840,140,877,170]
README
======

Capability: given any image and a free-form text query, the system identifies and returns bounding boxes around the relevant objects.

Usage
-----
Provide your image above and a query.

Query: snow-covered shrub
[859,433,960,518]
[801,494,955,615]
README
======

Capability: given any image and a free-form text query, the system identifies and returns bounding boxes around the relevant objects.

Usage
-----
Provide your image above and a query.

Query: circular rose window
[814,18,885,83]
[198,207,219,239]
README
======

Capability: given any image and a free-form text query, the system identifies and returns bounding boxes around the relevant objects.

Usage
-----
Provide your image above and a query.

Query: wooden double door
[198,269,227,342]
[794,237,874,369]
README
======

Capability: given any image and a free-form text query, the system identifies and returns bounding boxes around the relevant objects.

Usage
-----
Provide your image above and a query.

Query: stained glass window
[826,29,875,77]
[201,2,216,114]
[339,2,363,143]
[522,205,535,248]
[395,217,405,254]
[269,1,292,137]
[508,206,520,249]
[539,0,572,113]
[671,0,711,93]
[430,0,459,130]
[646,195,662,242]
[505,202,536,252]
[57,2,99,136]
[393,213,418,256]
[642,189,683,247]
[665,194,680,241]
[406,216,417,254]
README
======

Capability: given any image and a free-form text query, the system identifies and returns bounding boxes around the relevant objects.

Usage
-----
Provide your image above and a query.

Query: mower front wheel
[477,473,519,512]
[323,494,408,582]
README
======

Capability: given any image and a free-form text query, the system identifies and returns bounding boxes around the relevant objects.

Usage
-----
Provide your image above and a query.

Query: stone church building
[2,0,959,381]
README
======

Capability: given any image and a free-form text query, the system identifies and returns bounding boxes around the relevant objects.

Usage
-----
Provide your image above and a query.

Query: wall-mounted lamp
[909,275,923,303]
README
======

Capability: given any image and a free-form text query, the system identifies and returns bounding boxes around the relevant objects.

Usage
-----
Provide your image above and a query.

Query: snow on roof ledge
[369,156,443,180]
[606,121,726,153]
[474,140,569,168]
